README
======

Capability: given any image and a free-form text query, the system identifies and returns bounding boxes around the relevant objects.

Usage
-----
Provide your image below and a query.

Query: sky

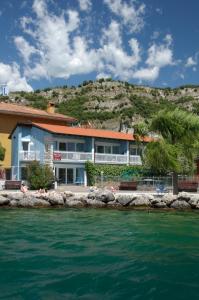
[0,0,199,92]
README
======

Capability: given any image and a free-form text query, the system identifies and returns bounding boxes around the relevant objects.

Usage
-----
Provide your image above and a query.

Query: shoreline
[0,190,199,210]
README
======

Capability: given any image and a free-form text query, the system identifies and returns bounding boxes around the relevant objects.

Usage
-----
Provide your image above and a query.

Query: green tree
[142,109,199,194]
[27,161,55,190]
[0,143,5,161]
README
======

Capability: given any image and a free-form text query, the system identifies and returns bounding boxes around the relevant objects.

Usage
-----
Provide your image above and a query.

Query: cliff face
[2,80,199,131]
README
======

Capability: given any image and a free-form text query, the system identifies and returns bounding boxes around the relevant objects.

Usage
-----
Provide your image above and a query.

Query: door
[67,168,74,184]
[59,168,66,184]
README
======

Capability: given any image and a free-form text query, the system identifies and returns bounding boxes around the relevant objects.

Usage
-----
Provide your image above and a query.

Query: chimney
[47,102,55,114]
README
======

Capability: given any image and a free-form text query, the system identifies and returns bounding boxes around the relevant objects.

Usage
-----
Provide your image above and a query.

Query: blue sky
[0,0,199,91]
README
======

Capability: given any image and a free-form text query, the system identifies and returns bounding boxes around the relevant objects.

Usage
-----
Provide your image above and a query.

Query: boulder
[86,199,106,207]
[17,198,35,207]
[170,200,191,209]
[65,200,84,207]
[7,192,24,201]
[48,192,64,205]
[162,194,177,205]
[130,195,151,207]
[33,199,51,207]
[177,192,191,201]
[188,195,199,208]
[61,191,74,201]
[116,195,133,206]
[107,200,122,207]
[87,192,96,200]
[153,201,167,208]
[9,200,18,207]
[0,195,9,206]
[95,191,115,203]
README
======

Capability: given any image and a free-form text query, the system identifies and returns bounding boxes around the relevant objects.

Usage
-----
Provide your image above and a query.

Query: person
[20,182,28,193]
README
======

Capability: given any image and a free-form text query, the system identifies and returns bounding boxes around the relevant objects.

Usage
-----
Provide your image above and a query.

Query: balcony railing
[19,151,40,161]
[95,153,128,164]
[130,155,142,165]
[53,151,92,162]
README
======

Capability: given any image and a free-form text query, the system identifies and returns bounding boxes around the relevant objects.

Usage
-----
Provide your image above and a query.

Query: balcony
[52,151,142,165]
[53,151,92,162]
[130,155,142,165]
[95,153,128,164]
[20,151,40,161]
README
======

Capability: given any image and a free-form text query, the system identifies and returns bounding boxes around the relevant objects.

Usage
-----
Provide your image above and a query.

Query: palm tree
[137,109,199,195]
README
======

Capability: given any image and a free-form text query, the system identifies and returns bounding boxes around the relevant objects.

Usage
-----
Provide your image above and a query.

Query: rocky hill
[2,79,199,131]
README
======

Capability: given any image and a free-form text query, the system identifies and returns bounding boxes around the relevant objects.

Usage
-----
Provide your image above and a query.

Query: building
[0,102,77,178]
[10,122,151,185]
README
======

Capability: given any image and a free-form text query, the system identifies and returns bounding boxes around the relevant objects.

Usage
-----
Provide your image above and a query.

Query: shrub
[27,161,54,190]
[0,143,5,161]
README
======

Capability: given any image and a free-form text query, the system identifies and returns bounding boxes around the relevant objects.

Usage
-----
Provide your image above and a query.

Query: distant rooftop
[0,102,76,123]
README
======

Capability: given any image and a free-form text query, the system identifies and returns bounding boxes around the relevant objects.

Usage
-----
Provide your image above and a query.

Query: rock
[87,192,96,200]
[86,199,106,207]
[48,192,64,205]
[162,194,177,205]
[17,198,35,207]
[95,191,115,203]
[107,200,122,207]
[177,192,191,201]
[0,195,9,206]
[61,191,74,201]
[153,201,167,208]
[188,195,199,208]
[130,195,151,207]
[170,200,191,209]
[7,192,24,201]
[65,200,84,207]
[33,199,51,207]
[116,195,133,206]
[9,200,18,207]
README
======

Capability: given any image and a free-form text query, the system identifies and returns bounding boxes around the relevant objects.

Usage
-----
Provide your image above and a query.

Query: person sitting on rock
[20,182,28,193]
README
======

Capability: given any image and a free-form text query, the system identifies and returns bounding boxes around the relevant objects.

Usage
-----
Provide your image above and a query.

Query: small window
[112,146,120,154]
[105,145,111,154]
[96,145,104,153]
[22,141,29,151]
[130,147,137,155]
[21,167,27,180]
[68,143,75,151]
[76,143,84,152]
[59,142,66,151]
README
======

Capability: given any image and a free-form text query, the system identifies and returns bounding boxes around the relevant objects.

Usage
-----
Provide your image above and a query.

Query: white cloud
[14,36,38,63]
[185,56,197,67]
[13,0,176,85]
[78,0,92,11]
[156,8,163,15]
[104,0,145,32]
[133,35,174,82]
[0,62,33,92]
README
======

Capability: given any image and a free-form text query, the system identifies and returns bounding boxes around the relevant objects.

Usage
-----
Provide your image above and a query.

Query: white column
[127,141,130,166]
[84,170,87,186]
[91,137,95,162]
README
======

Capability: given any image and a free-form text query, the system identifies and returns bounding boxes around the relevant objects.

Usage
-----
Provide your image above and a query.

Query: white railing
[53,151,92,162]
[95,153,128,164]
[130,155,142,165]
[19,151,40,161]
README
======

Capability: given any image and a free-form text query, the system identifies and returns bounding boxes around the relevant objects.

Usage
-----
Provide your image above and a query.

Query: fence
[94,174,199,192]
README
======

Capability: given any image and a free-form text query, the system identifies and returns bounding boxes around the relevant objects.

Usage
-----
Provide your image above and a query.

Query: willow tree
[138,109,199,195]
[0,143,5,161]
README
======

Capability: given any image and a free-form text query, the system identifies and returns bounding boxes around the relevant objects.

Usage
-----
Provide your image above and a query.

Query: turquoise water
[0,209,199,299]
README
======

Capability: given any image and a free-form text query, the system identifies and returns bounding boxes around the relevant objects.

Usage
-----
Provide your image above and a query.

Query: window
[130,147,137,155]
[105,145,111,154]
[59,142,66,151]
[21,167,27,180]
[22,141,29,151]
[76,143,84,152]
[68,143,75,151]
[112,146,120,154]
[96,145,104,153]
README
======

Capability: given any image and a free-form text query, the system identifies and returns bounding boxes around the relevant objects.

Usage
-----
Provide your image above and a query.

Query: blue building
[10,122,150,185]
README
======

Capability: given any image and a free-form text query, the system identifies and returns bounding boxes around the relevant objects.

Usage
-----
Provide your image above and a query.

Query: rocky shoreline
[0,190,199,210]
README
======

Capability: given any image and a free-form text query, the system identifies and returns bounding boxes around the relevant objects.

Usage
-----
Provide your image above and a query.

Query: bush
[0,143,5,161]
[27,161,54,190]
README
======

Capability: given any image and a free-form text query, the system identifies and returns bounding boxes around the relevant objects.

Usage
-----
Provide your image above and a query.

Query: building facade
[10,122,150,185]
[0,102,76,177]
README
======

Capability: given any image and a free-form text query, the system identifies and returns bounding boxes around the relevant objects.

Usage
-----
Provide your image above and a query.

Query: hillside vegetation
[2,79,199,131]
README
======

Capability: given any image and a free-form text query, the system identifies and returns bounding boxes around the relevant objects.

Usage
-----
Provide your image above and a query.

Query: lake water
[0,208,199,299]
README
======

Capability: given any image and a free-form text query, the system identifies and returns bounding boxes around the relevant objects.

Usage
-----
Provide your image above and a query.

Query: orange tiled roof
[32,122,152,142]
[0,102,76,123]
